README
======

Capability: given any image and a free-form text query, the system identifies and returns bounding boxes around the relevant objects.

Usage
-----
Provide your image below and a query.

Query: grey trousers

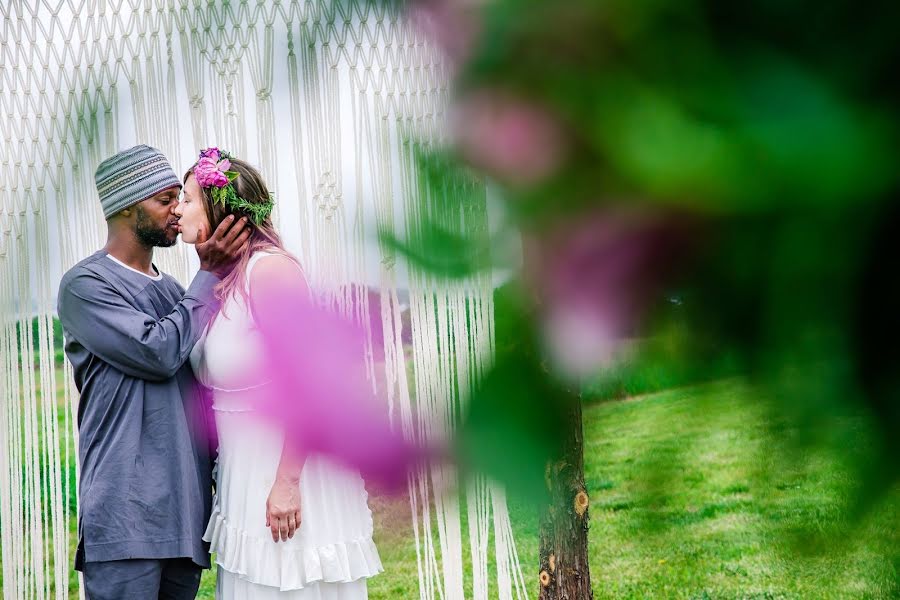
[82,557,202,600]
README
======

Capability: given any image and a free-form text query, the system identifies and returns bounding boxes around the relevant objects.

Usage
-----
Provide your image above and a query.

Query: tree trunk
[538,396,593,600]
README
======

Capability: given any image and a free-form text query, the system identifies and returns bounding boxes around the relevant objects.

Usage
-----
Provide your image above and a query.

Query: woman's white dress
[189,250,382,599]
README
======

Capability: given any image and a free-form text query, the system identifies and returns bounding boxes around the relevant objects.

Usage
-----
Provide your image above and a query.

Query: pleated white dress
[190,251,383,599]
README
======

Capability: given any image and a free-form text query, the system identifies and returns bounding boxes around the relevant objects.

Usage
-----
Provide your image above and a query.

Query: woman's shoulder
[248,249,302,272]
[247,249,307,289]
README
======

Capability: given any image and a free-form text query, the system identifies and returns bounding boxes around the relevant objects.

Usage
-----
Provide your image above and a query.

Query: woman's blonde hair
[184,157,299,314]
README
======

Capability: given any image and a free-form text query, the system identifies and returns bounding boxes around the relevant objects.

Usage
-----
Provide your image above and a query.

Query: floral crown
[193,147,274,226]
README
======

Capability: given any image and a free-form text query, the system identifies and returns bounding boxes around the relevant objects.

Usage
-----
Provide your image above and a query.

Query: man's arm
[58,270,220,381]
[58,214,252,381]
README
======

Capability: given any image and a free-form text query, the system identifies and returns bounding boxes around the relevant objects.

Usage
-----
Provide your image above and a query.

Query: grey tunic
[57,250,220,569]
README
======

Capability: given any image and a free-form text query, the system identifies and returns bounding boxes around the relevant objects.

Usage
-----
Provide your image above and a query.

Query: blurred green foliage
[370,0,900,582]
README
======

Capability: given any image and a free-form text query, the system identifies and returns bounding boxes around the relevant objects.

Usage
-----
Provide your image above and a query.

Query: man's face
[134,187,181,247]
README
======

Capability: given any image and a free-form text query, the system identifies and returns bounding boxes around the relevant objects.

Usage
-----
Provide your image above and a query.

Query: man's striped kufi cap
[95,145,182,219]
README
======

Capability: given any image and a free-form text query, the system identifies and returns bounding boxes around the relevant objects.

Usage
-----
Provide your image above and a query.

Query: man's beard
[135,206,177,248]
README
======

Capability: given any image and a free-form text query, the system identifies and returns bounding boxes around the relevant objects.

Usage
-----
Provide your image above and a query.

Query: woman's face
[174,174,211,244]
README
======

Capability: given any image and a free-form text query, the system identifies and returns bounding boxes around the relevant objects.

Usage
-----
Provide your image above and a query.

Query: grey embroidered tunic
[57,250,220,569]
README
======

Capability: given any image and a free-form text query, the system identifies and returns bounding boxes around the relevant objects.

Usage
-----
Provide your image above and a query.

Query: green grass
[0,363,80,596]
[204,380,899,599]
[581,382,898,599]
[6,368,897,598]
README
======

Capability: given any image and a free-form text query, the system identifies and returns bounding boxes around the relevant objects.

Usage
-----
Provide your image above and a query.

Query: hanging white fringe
[0,2,527,598]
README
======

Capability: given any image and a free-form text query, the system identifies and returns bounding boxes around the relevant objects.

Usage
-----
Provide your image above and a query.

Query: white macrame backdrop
[0,1,527,599]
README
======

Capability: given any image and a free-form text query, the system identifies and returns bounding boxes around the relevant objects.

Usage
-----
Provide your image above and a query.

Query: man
[57,144,250,599]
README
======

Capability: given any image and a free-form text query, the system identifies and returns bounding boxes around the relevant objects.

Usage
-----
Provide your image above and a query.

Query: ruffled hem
[203,508,384,591]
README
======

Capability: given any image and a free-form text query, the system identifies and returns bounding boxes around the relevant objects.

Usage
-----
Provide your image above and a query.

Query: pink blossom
[408,0,482,68]
[217,158,231,172]
[525,208,691,380]
[452,91,568,187]
[199,147,221,161]
[194,156,228,188]
[244,272,425,490]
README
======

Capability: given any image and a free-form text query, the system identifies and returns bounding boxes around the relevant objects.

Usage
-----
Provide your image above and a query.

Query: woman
[175,148,382,599]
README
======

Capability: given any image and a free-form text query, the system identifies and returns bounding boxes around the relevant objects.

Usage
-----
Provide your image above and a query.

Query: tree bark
[538,396,593,600]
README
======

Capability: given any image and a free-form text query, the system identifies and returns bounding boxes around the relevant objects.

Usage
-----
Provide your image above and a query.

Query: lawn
[580,382,897,599]
[5,373,897,598]
[202,380,899,598]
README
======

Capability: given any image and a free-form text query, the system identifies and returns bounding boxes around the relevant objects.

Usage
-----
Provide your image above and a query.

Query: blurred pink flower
[526,208,690,380]
[217,158,231,172]
[452,91,569,187]
[247,275,423,491]
[543,308,620,380]
[408,0,482,67]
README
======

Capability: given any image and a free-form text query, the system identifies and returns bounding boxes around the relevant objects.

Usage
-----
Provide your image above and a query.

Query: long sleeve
[58,270,221,381]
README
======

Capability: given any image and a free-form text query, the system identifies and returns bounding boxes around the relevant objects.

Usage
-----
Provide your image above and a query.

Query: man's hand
[265,475,302,543]
[195,215,251,278]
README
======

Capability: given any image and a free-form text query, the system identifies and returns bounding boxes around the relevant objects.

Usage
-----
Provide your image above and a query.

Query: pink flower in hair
[199,147,221,161]
[194,156,228,188]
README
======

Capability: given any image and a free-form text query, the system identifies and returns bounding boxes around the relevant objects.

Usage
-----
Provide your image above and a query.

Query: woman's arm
[264,451,304,542]
[249,254,310,542]
[249,249,418,506]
